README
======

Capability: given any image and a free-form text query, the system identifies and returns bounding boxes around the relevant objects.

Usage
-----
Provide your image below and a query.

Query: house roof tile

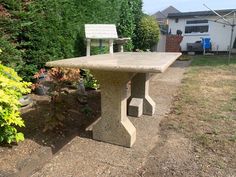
[168,9,236,18]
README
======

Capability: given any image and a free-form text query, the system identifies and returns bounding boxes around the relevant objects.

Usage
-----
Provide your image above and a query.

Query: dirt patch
[0,5,11,17]
[139,56,236,177]
[0,90,101,176]
[140,132,199,177]
[1,57,235,177]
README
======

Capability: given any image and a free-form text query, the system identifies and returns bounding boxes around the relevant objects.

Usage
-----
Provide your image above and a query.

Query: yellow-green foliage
[0,64,31,144]
[135,15,160,50]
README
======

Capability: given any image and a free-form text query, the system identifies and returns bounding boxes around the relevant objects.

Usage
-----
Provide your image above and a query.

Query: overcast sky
[143,0,236,15]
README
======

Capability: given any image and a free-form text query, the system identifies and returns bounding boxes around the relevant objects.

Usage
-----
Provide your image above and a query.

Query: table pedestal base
[91,70,136,147]
[128,73,156,117]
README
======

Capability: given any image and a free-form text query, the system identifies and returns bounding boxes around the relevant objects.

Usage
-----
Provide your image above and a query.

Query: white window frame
[184,19,209,36]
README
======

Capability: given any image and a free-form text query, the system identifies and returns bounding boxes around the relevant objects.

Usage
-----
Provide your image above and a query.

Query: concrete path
[31,60,190,177]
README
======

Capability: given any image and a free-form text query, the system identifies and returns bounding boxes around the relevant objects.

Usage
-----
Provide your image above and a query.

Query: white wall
[168,15,236,51]
[153,34,166,52]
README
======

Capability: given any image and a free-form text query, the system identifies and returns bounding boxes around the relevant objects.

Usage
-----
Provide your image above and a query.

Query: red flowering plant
[43,67,80,132]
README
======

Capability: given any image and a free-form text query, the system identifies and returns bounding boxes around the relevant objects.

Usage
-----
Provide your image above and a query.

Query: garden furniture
[46,52,181,147]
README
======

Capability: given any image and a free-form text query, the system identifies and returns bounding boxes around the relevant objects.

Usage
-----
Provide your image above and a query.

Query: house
[167,9,236,52]
[152,6,180,52]
[153,6,180,25]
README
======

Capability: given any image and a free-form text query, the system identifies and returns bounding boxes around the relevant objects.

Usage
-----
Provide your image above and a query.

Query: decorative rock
[19,95,33,107]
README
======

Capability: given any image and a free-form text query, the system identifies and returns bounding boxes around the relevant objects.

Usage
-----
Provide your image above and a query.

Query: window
[186,20,208,24]
[175,18,179,23]
[185,19,209,34]
[185,25,209,33]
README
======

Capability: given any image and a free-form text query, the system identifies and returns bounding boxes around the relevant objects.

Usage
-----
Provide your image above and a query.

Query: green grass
[191,55,236,67]
[161,55,236,171]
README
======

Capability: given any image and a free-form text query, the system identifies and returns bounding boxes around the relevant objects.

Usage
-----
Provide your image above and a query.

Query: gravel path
[31,60,190,177]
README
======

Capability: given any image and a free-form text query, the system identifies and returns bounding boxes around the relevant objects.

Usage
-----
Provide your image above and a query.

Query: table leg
[91,70,136,147]
[128,73,156,116]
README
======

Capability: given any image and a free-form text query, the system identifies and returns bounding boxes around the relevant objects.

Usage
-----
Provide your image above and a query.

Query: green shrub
[0,0,143,81]
[0,63,31,144]
[117,0,135,51]
[81,70,99,90]
[134,15,160,51]
[91,46,109,55]
[0,0,122,80]
[0,38,22,67]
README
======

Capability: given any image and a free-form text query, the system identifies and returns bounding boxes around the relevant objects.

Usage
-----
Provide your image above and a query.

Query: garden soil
[1,60,229,177]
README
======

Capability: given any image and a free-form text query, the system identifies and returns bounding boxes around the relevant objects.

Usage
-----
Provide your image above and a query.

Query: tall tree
[131,0,144,50]
[117,0,135,51]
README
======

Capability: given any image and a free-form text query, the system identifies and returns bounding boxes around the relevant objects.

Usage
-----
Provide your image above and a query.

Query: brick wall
[165,35,183,52]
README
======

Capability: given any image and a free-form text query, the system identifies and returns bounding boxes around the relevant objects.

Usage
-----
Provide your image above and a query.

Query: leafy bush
[0,0,143,81]
[134,15,160,51]
[0,0,122,80]
[131,0,143,50]
[81,69,99,90]
[0,63,31,144]
[0,38,22,68]
[43,67,80,132]
[117,0,135,51]
[91,46,109,55]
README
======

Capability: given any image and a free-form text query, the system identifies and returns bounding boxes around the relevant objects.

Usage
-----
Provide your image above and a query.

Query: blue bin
[202,38,211,49]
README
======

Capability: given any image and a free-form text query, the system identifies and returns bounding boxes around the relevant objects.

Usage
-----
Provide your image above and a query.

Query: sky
[143,0,236,15]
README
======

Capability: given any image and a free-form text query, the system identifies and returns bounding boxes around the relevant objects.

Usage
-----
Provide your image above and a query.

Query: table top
[46,52,182,73]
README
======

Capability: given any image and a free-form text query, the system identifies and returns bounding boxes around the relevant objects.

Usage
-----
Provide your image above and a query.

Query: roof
[161,6,180,17]
[153,6,180,19]
[168,9,236,18]
[153,11,166,20]
[85,24,118,39]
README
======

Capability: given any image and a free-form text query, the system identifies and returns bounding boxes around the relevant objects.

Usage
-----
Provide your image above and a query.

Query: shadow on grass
[191,55,236,67]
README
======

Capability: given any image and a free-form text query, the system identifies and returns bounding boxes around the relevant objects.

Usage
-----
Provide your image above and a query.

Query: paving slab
[31,60,190,177]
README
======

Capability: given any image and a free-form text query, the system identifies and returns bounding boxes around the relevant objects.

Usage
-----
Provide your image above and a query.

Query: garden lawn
[177,55,236,150]
[142,55,236,177]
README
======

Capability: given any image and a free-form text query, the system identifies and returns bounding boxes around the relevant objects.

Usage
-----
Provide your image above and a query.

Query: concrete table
[46,52,181,147]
